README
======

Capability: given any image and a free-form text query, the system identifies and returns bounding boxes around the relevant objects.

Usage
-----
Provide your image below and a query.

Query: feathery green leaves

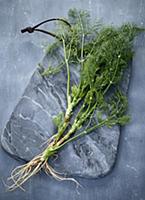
[42,9,143,137]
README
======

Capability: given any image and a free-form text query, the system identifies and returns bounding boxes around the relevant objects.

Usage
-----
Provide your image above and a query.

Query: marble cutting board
[1,43,131,178]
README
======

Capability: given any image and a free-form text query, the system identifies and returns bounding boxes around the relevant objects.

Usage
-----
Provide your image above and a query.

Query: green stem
[80,33,85,65]
[56,122,78,146]
[103,57,120,95]
[54,121,69,142]
[53,83,85,144]
[53,38,73,142]
[54,94,82,143]
[62,38,71,107]
[42,146,57,160]
[42,119,106,160]
[55,100,97,146]
[56,119,107,150]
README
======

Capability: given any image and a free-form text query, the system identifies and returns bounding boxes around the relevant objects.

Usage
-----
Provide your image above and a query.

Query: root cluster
[7,154,80,191]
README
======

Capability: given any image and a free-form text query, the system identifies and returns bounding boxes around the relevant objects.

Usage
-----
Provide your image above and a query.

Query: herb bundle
[8,9,144,190]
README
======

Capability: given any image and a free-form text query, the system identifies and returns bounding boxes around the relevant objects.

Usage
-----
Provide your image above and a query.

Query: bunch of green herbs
[8,9,144,190]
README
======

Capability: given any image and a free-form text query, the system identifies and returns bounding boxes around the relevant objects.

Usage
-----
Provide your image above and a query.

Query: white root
[7,154,81,191]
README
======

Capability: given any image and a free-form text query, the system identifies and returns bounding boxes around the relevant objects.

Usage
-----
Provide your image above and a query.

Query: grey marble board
[1,40,131,178]
[0,0,145,200]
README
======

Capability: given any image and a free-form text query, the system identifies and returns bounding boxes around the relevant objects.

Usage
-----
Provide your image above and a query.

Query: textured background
[0,0,145,199]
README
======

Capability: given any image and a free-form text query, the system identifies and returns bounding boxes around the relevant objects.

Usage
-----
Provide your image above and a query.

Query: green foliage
[53,112,64,129]
[45,8,144,142]
[96,111,103,123]
[45,42,60,55]
[71,85,79,98]
[41,63,64,76]
[117,115,130,126]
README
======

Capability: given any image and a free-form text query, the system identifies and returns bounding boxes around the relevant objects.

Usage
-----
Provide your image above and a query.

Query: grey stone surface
[1,42,130,178]
[0,0,145,200]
